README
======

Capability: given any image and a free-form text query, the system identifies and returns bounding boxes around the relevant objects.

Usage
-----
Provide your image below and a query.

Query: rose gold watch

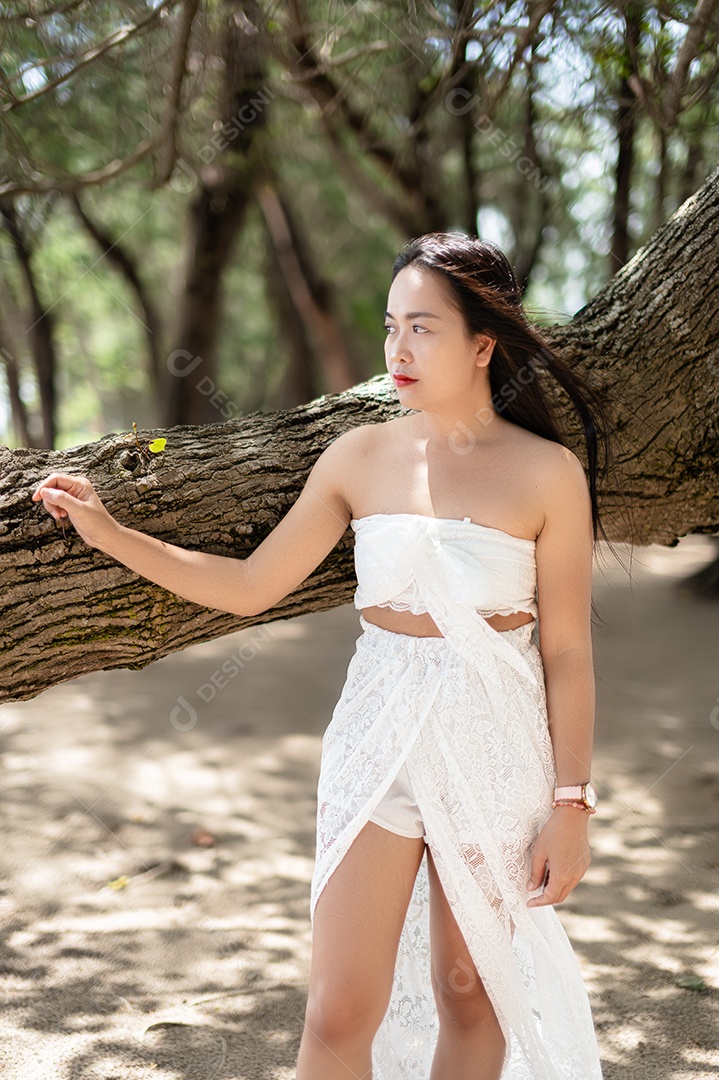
[553,782,598,811]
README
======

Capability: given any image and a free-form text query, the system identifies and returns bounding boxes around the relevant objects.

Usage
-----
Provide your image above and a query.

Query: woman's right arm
[31,427,364,617]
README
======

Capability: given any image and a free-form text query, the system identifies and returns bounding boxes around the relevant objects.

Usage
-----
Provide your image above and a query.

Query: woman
[33,233,614,1079]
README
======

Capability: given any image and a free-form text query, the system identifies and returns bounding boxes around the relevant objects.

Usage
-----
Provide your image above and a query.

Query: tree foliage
[0,0,718,447]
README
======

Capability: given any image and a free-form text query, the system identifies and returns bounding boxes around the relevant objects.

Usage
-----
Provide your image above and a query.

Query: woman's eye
[382,324,427,333]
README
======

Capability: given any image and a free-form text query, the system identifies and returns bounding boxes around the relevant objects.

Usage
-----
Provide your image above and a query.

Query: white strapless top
[350,513,538,620]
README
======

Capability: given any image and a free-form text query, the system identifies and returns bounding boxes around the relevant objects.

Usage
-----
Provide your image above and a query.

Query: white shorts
[368,759,428,841]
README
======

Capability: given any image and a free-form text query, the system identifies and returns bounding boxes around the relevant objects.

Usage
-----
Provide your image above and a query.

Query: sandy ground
[0,537,718,1079]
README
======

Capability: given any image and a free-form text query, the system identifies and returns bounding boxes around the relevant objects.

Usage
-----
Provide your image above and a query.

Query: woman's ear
[474,333,496,368]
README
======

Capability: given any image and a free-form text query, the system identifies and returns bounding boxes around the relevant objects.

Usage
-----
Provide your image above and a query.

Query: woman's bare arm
[526,444,596,908]
[31,427,364,617]
[535,445,596,788]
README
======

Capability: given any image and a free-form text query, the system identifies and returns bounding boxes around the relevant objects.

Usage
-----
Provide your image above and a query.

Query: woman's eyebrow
[384,310,441,319]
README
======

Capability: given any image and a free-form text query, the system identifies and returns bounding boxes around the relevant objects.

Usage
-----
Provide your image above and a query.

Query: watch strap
[554,785,586,799]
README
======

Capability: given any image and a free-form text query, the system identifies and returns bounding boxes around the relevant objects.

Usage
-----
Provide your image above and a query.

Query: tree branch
[0,1,86,21]
[0,132,164,198]
[662,0,719,129]
[283,0,423,204]
[152,0,202,186]
[0,0,179,112]
[484,0,558,108]
[256,174,362,392]
[315,116,423,234]
[2,165,719,701]
[70,194,164,396]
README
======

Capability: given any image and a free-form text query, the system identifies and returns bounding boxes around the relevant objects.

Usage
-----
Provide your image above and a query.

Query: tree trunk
[610,5,642,270]
[256,176,365,395]
[0,383,397,703]
[263,226,319,408]
[513,48,550,291]
[0,201,57,448]
[1,165,718,703]
[652,126,668,234]
[0,337,32,447]
[164,0,270,427]
[70,194,164,410]
[679,124,705,205]
[549,165,719,544]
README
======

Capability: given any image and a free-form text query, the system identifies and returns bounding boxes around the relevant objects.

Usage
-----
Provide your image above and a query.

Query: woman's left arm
[526,445,597,908]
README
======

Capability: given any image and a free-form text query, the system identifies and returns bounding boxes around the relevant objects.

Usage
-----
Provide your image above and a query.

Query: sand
[0,536,717,1079]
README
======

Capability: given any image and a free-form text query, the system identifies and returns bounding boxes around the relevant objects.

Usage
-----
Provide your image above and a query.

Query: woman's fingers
[35,485,78,517]
[529,878,567,907]
[527,848,548,891]
[32,473,92,502]
[31,473,116,551]
[41,497,67,520]
[36,486,64,502]
[527,866,588,907]
[33,475,95,519]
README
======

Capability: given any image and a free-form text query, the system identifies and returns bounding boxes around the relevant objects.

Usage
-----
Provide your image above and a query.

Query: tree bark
[1,165,718,703]
[0,383,398,703]
[549,165,719,544]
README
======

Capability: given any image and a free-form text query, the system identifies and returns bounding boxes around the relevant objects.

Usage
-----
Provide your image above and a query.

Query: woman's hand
[32,473,119,551]
[31,471,255,615]
[526,806,592,907]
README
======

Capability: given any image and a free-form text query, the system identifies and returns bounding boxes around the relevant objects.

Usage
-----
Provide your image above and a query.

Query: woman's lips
[393,374,417,386]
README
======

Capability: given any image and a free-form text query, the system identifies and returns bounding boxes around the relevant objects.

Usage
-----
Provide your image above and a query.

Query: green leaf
[148,438,167,453]
[676,975,707,992]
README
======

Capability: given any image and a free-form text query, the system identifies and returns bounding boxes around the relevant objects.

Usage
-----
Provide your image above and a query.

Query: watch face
[585,782,598,808]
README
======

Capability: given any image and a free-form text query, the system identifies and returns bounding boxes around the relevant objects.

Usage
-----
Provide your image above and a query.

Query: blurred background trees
[0,0,717,449]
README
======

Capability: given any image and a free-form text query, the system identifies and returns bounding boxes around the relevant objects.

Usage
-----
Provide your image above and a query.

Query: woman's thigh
[307,821,426,1029]
[426,845,502,1028]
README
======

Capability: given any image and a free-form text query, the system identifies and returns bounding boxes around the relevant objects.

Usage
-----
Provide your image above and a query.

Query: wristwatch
[553,782,598,812]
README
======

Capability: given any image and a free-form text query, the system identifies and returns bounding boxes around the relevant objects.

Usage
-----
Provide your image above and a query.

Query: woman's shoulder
[331,417,407,452]
[495,428,589,525]
[517,434,591,524]
[507,425,583,474]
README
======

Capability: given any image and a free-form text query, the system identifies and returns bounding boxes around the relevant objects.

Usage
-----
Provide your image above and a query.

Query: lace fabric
[372,581,537,621]
[311,515,603,1079]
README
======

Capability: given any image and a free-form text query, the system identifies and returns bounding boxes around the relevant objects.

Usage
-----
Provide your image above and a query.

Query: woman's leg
[426,846,507,1080]
[296,820,426,1079]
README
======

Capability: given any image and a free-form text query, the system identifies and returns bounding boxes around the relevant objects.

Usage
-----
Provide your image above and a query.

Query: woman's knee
[432,964,504,1033]
[304,979,388,1045]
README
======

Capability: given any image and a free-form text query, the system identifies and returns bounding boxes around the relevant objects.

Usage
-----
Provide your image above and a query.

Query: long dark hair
[391,232,618,550]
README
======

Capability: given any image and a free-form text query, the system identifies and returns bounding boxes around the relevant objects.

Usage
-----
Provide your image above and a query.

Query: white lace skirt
[311,614,604,1079]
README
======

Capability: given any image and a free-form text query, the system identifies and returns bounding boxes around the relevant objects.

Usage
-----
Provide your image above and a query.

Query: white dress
[311,513,603,1079]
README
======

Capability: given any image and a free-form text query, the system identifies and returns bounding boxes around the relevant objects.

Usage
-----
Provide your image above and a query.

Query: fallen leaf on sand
[676,974,707,991]
[107,875,129,891]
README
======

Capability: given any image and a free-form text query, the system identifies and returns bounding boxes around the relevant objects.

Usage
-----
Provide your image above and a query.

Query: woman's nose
[387,331,412,359]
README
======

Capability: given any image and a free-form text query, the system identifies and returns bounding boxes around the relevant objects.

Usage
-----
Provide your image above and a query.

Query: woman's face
[383,265,494,411]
